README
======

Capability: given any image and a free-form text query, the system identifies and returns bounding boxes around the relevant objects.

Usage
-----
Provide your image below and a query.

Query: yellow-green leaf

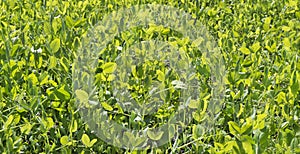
[4,115,14,129]
[239,46,251,55]
[56,85,70,100]
[49,56,57,69]
[282,26,291,31]
[71,120,78,133]
[27,73,38,85]
[263,17,272,31]
[75,90,89,102]
[50,39,60,53]
[156,70,165,81]
[20,123,32,135]
[250,42,261,53]
[82,134,90,147]
[89,139,97,147]
[60,136,69,145]
[188,99,200,109]
[242,140,254,154]
[101,102,113,111]
[46,117,55,129]
[60,57,69,72]
[97,73,116,81]
[147,129,164,141]
[237,103,244,118]
[283,38,291,48]
[101,62,117,74]
[65,16,74,28]
[228,121,240,136]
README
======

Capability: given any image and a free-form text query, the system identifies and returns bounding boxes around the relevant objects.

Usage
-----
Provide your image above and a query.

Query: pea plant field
[0,0,300,153]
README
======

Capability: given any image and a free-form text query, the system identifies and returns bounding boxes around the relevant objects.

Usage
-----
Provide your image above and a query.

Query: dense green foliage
[0,0,299,153]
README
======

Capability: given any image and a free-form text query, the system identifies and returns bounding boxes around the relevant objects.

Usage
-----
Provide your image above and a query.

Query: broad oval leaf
[81,134,90,147]
[75,90,89,102]
[60,136,69,145]
[50,39,61,53]
[101,62,117,74]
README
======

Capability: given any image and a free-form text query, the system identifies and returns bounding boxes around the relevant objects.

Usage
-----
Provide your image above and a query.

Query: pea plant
[0,0,299,153]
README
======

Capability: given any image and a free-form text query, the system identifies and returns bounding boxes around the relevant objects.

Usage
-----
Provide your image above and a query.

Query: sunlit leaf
[101,102,113,111]
[82,134,90,147]
[101,62,117,74]
[50,39,61,53]
[60,136,69,146]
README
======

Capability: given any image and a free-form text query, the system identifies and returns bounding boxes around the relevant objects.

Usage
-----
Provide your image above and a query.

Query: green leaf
[237,103,244,118]
[52,18,60,34]
[254,114,267,130]
[131,65,138,79]
[192,111,204,122]
[101,62,117,74]
[44,22,51,35]
[27,73,38,85]
[224,141,237,152]
[60,57,69,72]
[37,56,43,68]
[49,56,57,69]
[283,38,291,49]
[255,121,265,130]
[192,37,204,47]
[289,71,299,96]
[276,92,287,103]
[263,17,272,31]
[11,44,20,57]
[241,122,252,135]
[82,134,90,147]
[65,16,74,28]
[89,139,97,147]
[156,70,165,81]
[55,85,70,101]
[20,123,32,135]
[101,102,113,111]
[72,37,81,49]
[282,26,291,32]
[4,115,14,129]
[7,137,13,151]
[265,44,276,53]
[250,42,261,53]
[188,99,200,109]
[228,121,241,136]
[75,90,89,102]
[161,28,170,34]
[96,73,116,81]
[192,124,204,139]
[239,46,251,55]
[124,132,135,144]
[71,120,78,133]
[147,129,164,141]
[242,139,254,154]
[74,18,86,27]
[134,137,147,147]
[50,39,60,53]
[60,136,69,145]
[256,113,267,122]
[146,26,156,34]
[46,117,55,129]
